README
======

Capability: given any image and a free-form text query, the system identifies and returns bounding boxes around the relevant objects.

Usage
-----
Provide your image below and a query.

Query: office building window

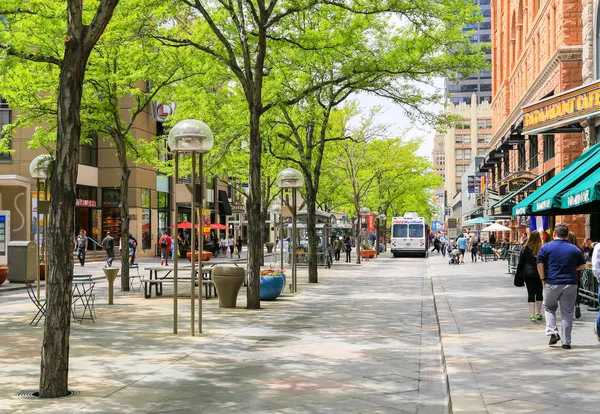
[530,136,539,168]
[460,84,478,92]
[486,119,493,128]
[486,134,492,143]
[480,22,491,30]
[0,97,12,161]
[456,165,464,175]
[80,132,98,167]
[478,120,485,129]
[480,84,492,91]
[482,9,491,17]
[456,149,464,160]
[479,95,491,103]
[464,134,471,144]
[543,135,555,161]
[478,134,485,144]
[480,71,491,79]
[464,149,471,160]
[479,34,491,42]
[478,148,487,156]
[455,135,463,144]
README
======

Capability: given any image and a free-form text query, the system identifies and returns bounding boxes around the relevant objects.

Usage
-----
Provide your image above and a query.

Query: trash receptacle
[8,241,37,283]
[212,265,245,308]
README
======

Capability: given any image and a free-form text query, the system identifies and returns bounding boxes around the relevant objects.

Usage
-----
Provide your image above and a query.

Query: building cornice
[491,45,582,148]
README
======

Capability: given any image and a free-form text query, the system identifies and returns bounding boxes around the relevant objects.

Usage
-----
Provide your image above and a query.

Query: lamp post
[357,206,370,264]
[378,214,387,253]
[372,211,380,257]
[168,119,214,336]
[29,154,51,299]
[277,168,304,293]
[271,203,281,268]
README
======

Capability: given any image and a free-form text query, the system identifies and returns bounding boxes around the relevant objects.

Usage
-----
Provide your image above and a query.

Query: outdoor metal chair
[72,275,96,322]
[128,263,143,291]
[26,282,46,326]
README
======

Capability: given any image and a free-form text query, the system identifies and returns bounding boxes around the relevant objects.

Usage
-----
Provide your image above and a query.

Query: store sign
[467,176,476,194]
[514,206,527,216]
[508,177,531,192]
[535,199,551,211]
[523,80,600,134]
[566,190,590,207]
[76,199,97,207]
[152,102,176,123]
[367,214,375,231]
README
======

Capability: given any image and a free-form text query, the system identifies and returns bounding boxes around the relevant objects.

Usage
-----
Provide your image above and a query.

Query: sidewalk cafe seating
[26,282,46,326]
[128,263,143,292]
[72,274,96,323]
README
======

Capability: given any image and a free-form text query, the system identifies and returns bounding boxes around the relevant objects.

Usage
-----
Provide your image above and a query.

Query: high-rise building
[445,0,492,105]
[439,94,492,210]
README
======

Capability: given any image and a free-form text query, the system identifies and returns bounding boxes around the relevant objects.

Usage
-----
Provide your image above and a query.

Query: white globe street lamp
[168,119,214,336]
[277,168,304,292]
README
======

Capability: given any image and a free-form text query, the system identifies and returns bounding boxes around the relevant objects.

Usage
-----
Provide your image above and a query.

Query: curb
[430,275,453,414]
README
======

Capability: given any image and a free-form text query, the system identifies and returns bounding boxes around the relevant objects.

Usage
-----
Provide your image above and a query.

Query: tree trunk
[39,1,118,398]
[119,165,131,291]
[246,106,262,309]
[39,35,86,401]
[305,187,318,283]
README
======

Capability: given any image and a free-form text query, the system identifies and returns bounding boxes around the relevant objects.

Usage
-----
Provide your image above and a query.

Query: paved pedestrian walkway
[429,253,600,413]
[0,256,447,413]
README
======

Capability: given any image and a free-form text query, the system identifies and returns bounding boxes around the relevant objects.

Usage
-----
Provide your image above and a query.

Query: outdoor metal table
[72,277,95,324]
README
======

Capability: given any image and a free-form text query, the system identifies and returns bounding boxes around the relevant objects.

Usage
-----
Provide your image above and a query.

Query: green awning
[513,142,600,216]
[560,167,600,210]
[464,217,494,225]
[532,143,600,213]
[489,171,550,216]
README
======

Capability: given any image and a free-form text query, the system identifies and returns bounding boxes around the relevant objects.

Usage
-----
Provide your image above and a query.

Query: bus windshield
[392,224,408,238]
[409,224,424,238]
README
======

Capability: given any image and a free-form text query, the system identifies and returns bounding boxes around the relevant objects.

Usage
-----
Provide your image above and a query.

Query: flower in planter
[260,268,286,276]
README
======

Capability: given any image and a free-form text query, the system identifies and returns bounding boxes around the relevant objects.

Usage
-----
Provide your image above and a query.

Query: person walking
[221,237,228,257]
[236,236,243,258]
[591,242,600,341]
[516,231,543,321]
[128,234,138,264]
[228,236,235,258]
[567,231,584,319]
[74,229,88,267]
[344,236,352,263]
[334,237,343,261]
[537,224,587,349]
[456,233,468,263]
[101,231,115,267]
[159,231,172,266]
[468,233,479,262]
[440,233,448,256]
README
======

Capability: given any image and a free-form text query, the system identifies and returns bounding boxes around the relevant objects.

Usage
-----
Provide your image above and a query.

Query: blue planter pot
[260,274,286,301]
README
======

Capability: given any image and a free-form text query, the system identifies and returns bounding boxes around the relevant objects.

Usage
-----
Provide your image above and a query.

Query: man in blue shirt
[537,223,586,349]
[456,233,468,264]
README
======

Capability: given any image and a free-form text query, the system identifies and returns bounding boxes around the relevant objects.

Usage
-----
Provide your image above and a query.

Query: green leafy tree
[155,0,486,308]
[0,0,119,398]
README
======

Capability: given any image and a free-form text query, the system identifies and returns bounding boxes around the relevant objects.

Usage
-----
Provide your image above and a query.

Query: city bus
[390,214,429,258]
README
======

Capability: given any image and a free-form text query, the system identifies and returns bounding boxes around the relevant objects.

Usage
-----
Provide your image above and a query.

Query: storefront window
[157,191,170,236]
[141,188,151,250]
[102,189,121,243]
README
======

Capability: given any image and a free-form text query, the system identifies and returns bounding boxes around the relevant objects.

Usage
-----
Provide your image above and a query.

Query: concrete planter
[186,251,212,262]
[212,266,245,308]
[265,242,274,253]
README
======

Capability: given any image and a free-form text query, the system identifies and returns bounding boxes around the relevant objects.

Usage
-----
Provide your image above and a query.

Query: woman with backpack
[515,231,543,321]
[159,231,172,266]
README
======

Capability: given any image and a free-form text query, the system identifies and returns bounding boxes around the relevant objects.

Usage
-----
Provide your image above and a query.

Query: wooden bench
[143,279,215,299]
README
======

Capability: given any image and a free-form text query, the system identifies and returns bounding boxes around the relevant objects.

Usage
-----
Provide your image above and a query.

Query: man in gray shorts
[537,223,586,349]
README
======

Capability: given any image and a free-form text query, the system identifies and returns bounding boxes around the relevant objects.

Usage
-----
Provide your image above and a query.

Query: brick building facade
[483,0,600,241]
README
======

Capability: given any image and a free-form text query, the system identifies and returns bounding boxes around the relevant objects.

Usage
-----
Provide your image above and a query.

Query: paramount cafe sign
[522,80,600,135]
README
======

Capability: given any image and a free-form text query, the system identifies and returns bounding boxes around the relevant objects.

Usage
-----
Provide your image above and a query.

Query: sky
[351,78,446,159]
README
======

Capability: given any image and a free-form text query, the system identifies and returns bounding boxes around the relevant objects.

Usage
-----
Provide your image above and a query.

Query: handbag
[514,272,525,287]
[234,246,238,255]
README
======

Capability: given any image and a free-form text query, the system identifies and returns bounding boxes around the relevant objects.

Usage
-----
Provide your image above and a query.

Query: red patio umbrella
[209,223,229,230]
[169,221,199,229]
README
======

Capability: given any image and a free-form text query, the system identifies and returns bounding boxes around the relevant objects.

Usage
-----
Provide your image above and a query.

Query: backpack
[160,236,168,248]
